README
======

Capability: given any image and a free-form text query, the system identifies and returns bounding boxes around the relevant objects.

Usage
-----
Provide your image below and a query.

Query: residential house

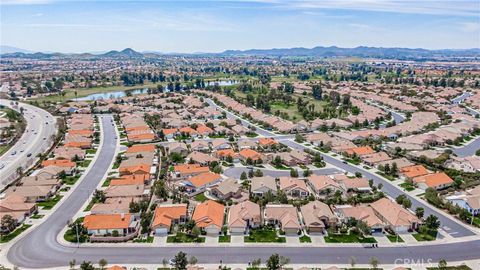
[370,198,421,234]
[413,172,454,190]
[250,176,277,197]
[300,201,337,234]
[264,204,301,235]
[151,204,188,235]
[228,200,261,234]
[278,177,309,199]
[192,200,225,235]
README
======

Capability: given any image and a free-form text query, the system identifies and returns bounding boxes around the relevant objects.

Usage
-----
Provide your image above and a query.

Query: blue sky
[1,0,479,53]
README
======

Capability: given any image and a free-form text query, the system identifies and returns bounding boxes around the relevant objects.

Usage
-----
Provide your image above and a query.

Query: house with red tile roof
[413,172,454,190]
[151,204,188,235]
[182,172,223,192]
[192,200,225,235]
[83,213,137,236]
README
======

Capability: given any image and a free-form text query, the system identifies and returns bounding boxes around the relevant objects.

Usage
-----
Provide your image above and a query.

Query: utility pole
[75,222,80,246]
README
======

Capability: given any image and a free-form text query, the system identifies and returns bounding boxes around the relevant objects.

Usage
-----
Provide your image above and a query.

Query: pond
[76,88,149,101]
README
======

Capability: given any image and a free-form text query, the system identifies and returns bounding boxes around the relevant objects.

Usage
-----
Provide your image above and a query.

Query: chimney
[121,213,125,220]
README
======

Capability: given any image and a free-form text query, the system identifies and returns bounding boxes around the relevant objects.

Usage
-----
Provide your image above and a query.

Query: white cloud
[1,0,52,5]
[258,0,480,17]
[458,22,480,32]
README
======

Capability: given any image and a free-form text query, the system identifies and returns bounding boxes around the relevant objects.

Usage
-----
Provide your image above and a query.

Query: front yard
[386,234,404,243]
[0,224,32,243]
[299,235,311,243]
[37,195,63,210]
[166,232,205,243]
[219,235,231,243]
[324,232,377,243]
[244,227,286,243]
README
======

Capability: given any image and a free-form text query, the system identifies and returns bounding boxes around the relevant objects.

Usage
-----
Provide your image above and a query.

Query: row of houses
[1,113,95,232]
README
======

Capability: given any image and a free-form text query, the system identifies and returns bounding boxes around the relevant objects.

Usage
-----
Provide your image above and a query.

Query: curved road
[6,112,480,268]
[0,99,56,190]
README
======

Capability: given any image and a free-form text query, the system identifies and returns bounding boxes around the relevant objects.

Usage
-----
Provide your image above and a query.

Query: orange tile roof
[188,172,222,188]
[127,133,155,141]
[196,125,213,134]
[192,200,225,228]
[125,125,151,132]
[401,165,429,178]
[107,266,126,270]
[83,214,131,230]
[42,159,76,168]
[126,144,156,153]
[69,129,93,136]
[179,126,198,135]
[152,204,187,228]
[239,148,262,160]
[110,173,149,186]
[215,149,237,158]
[258,137,277,146]
[174,164,210,174]
[345,146,376,156]
[413,172,454,188]
[64,141,91,148]
[162,128,178,135]
[119,164,150,175]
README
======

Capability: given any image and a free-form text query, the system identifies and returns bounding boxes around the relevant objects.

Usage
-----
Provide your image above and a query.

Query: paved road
[224,166,342,178]
[279,139,476,238]
[7,115,117,268]
[207,98,475,238]
[366,100,406,125]
[452,136,480,157]
[7,106,480,268]
[0,99,56,190]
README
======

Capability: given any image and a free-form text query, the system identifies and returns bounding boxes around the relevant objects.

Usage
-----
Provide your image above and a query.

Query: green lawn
[272,164,291,170]
[0,224,32,243]
[386,234,404,243]
[245,132,258,138]
[426,266,471,270]
[86,149,97,155]
[324,232,377,243]
[63,175,81,185]
[299,235,311,243]
[166,232,205,243]
[37,195,63,210]
[219,235,231,243]
[102,177,113,187]
[344,158,361,165]
[64,228,89,243]
[133,236,154,243]
[194,193,208,202]
[78,159,92,168]
[244,228,286,243]
[413,232,437,241]
[399,182,415,191]
[30,214,44,219]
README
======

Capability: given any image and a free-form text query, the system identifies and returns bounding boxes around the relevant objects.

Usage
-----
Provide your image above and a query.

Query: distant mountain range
[1,45,479,59]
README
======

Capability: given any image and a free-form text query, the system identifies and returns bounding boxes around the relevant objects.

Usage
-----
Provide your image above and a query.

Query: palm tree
[69,259,76,270]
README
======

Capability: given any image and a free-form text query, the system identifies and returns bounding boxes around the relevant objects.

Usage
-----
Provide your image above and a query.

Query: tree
[266,254,280,270]
[438,259,447,269]
[349,256,357,268]
[425,215,440,230]
[240,172,247,180]
[415,207,425,219]
[251,258,261,269]
[290,169,298,178]
[369,256,379,269]
[188,256,198,266]
[69,259,76,270]
[98,259,107,270]
[173,251,188,270]
[312,84,322,100]
[1,214,16,234]
[79,261,94,270]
